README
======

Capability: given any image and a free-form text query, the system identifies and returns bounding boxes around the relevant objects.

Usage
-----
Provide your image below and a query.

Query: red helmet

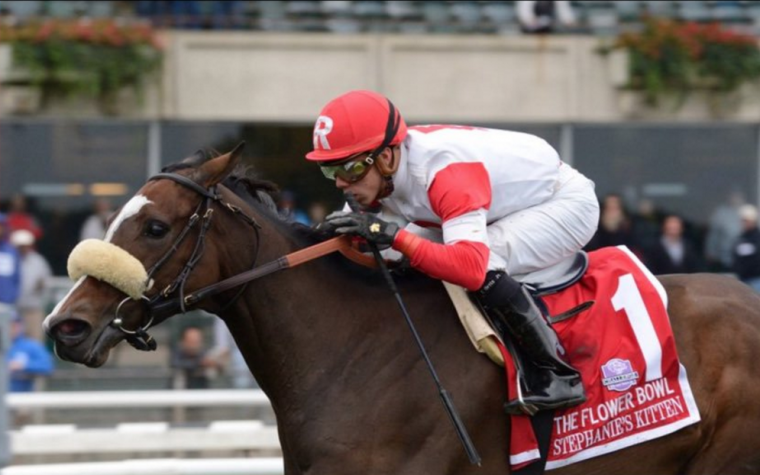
[306,90,408,162]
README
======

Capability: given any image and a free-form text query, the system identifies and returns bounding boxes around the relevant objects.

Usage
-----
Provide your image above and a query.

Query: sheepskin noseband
[68,239,148,300]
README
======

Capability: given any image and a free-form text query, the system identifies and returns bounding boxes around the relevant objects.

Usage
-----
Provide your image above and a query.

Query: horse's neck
[213,221,510,469]
[218,227,388,403]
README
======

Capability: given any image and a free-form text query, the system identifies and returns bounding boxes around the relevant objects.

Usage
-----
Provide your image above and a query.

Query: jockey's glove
[322,211,399,247]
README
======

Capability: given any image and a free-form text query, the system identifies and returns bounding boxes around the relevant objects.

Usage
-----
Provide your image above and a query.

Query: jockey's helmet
[306,90,407,162]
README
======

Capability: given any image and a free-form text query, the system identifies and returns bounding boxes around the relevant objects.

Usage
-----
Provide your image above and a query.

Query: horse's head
[44,143,255,367]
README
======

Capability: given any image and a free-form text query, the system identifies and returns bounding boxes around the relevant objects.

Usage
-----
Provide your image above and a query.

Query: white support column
[147,120,162,178]
[560,123,574,166]
[756,124,760,208]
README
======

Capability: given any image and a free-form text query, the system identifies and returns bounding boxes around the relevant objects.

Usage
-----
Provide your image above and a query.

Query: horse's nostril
[52,319,91,346]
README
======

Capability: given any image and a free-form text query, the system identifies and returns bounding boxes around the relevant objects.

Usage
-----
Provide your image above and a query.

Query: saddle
[444,251,590,366]
[512,251,589,297]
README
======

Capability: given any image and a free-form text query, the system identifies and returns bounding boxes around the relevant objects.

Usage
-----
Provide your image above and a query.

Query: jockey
[308,90,599,413]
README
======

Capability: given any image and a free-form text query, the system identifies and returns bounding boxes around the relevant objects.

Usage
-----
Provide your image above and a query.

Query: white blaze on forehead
[105,195,152,242]
[46,194,152,325]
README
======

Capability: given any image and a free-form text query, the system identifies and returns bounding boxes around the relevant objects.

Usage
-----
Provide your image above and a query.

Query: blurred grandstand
[1,1,759,35]
[1,0,760,470]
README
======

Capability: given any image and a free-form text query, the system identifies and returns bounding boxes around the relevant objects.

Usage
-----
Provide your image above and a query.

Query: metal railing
[1,458,284,475]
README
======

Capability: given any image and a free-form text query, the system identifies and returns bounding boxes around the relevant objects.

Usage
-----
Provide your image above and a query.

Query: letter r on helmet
[313,116,333,151]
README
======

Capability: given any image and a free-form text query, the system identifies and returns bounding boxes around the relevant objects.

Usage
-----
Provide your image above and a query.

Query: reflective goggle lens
[320,156,373,183]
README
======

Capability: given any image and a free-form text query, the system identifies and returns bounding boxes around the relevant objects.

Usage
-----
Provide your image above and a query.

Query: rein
[113,172,374,351]
[150,234,368,317]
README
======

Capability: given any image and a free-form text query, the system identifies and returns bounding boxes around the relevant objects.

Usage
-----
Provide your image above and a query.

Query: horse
[45,145,760,475]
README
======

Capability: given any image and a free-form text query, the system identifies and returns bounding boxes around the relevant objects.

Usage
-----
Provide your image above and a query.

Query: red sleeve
[393,230,489,291]
[428,162,492,221]
[390,163,493,291]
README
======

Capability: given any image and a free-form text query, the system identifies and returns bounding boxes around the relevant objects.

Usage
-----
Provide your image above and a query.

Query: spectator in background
[645,215,703,275]
[705,189,745,272]
[732,204,760,292]
[307,201,329,226]
[79,198,114,241]
[630,198,662,259]
[171,326,220,389]
[136,0,247,30]
[8,312,54,393]
[135,1,203,29]
[7,194,42,240]
[585,194,635,252]
[278,190,311,225]
[516,1,577,34]
[208,1,247,30]
[0,213,21,307]
[211,318,256,389]
[11,230,52,342]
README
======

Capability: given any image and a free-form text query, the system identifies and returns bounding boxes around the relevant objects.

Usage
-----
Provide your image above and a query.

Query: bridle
[111,172,261,351]
[109,171,373,352]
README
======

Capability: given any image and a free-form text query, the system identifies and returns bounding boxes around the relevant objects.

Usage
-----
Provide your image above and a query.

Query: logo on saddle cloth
[601,358,639,392]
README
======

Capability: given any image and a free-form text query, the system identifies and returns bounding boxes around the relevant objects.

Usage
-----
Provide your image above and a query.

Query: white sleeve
[441,209,489,246]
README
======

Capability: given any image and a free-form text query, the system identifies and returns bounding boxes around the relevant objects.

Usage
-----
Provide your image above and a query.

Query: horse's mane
[162,149,334,245]
[163,150,429,285]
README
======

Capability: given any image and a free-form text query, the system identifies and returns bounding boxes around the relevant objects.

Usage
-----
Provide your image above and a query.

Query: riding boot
[476,271,586,414]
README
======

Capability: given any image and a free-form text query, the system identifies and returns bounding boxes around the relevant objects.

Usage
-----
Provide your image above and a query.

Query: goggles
[320,153,375,183]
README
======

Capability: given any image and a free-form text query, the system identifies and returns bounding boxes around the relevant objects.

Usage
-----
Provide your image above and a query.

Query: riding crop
[345,193,482,466]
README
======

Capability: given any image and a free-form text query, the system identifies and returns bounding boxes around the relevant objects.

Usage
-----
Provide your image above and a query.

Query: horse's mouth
[53,323,125,368]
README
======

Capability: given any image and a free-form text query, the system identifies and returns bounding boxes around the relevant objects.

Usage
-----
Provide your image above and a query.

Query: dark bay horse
[45,146,760,474]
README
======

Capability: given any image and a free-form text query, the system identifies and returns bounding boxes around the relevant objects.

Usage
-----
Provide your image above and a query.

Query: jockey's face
[331,148,394,206]
[334,159,383,207]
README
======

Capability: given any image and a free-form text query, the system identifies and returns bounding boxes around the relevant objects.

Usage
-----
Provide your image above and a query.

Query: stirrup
[505,400,539,416]
[504,392,586,415]
[504,371,586,415]
[505,366,539,416]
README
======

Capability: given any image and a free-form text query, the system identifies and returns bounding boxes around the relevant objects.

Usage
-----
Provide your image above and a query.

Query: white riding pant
[392,166,599,277]
[486,166,599,276]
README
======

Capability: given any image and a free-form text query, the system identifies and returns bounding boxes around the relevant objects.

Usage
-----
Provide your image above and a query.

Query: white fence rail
[6,390,280,461]
[11,420,281,456]
[7,389,271,410]
[1,458,284,475]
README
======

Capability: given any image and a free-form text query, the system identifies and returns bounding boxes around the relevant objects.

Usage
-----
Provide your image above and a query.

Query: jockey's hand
[322,211,399,247]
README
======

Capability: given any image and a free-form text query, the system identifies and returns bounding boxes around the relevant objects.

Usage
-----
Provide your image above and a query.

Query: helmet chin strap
[374,147,398,201]
[364,99,403,206]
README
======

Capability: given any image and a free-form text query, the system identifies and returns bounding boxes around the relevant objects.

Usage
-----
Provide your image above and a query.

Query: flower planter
[0,19,162,117]
[605,18,760,115]
[0,43,11,79]
[616,87,742,120]
[0,85,41,115]
[0,43,33,82]
[607,49,629,88]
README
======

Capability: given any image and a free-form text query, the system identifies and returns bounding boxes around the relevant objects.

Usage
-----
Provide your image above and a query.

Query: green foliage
[0,19,162,111]
[610,18,760,107]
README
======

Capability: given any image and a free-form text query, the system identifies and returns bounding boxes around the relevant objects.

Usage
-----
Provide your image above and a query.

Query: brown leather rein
[145,173,377,321]
[151,234,375,316]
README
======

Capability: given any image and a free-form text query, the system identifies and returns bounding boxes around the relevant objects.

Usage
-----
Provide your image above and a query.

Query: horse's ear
[182,149,213,167]
[193,142,245,187]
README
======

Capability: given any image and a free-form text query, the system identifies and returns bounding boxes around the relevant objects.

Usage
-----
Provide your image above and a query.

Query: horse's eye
[144,221,169,239]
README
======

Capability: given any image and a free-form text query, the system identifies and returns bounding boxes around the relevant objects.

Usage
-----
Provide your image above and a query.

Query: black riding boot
[476,271,586,414]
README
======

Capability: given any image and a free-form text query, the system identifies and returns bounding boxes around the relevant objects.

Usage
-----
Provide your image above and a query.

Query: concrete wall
[161,32,760,123]
[4,32,760,122]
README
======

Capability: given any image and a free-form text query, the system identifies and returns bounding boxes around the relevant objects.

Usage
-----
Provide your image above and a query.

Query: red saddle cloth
[504,246,701,471]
